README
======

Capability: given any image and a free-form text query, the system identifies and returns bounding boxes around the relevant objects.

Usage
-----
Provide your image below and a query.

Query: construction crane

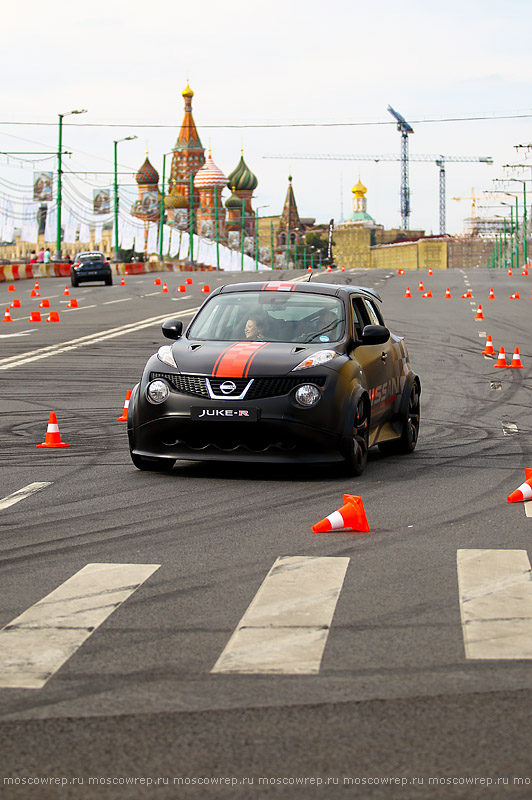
[387,106,414,230]
[263,152,493,234]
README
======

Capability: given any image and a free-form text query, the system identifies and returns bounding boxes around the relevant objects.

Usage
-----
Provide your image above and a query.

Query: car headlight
[147,379,170,404]
[292,350,337,371]
[295,384,321,407]
[157,345,178,369]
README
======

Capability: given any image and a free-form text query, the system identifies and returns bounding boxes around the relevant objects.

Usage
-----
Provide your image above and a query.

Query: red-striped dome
[193,152,227,190]
[136,156,159,186]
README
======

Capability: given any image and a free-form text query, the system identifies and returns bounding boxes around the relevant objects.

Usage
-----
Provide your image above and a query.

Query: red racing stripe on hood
[212,341,270,378]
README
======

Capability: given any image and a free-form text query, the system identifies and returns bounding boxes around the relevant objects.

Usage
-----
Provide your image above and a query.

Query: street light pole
[114,135,137,263]
[55,109,87,261]
[158,150,172,263]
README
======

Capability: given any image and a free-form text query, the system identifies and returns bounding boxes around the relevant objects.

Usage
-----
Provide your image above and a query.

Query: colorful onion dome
[136,155,159,186]
[352,177,367,197]
[226,151,258,192]
[182,81,194,99]
[193,152,227,190]
[225,186,244,209]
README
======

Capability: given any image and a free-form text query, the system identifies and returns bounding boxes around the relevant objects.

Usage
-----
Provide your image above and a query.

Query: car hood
[171,340,334,378]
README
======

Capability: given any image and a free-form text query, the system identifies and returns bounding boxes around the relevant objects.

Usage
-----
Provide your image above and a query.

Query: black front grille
[149,373,326,399]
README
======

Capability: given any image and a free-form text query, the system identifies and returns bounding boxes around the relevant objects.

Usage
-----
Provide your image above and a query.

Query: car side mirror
[162,319,183,340]
[360,324,390,345]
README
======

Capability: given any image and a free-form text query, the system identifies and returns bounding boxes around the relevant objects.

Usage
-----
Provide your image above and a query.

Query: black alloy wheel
[379,382,420,456]
[345,398,369,476]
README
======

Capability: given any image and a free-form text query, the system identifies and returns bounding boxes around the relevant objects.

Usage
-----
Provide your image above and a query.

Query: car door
[351,296,395,427]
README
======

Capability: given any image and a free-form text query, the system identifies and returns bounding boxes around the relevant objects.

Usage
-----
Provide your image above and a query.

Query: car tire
[379,381,420,456]
[344,398,369,476]
[130,452,175,472]
[105,276,113,286]
[71,275,78,287]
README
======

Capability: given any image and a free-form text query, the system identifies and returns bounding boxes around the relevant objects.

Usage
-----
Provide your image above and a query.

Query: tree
[305,231,334,259]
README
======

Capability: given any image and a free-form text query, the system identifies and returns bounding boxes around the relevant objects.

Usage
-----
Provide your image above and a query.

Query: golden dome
[182,81,194,99]
[352,177,367,197]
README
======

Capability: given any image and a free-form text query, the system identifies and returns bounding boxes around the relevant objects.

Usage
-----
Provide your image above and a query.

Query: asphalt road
[0,266,531,799]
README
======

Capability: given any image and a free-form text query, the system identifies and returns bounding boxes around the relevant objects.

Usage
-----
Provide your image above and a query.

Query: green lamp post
[113,135,137,263]
[55,109,87,261]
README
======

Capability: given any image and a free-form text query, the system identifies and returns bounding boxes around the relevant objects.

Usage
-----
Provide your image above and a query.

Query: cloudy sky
[2,0,532,235]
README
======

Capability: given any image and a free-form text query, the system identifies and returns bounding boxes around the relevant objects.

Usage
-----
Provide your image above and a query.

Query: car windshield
[188,292,345,343]
[78,253,104,263]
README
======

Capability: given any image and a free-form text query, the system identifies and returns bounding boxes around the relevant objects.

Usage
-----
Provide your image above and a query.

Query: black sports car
[70,251,113,286]
[128,280,420,474]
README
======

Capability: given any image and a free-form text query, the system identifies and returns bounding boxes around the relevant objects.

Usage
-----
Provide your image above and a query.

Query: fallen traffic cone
[494,346,509,368]
[36,412,70,448]
[522,268,529,276]
[63,286,70,296]
[507,468,532,503]
[46,311,60,322]
[162,283,169,293]
[418,280,424,291]
[509,292,520,300]
[29,311,41,322]
[474,304,484,320]
[154,277,162,285]
[397,268,405,275]
[30,289,40,298]
[326,265,332,272]
[421,290,432,298]
[177,285,186,293]
[201,285,211,293]
[3,307,12,322]
[460,289,472,299]
[185,277,193,285]
[10,298,21,308]
[444,287,452,299]
[117,389,132,421]
[510,347,524,369]
[404,287,412,298]
[67,298,79,308]
[8,284,15,292]
[120,277,126,286]
[39,298,50,308]
[312,493,370,534]
[488,287,495,299]
[482,335,495,356]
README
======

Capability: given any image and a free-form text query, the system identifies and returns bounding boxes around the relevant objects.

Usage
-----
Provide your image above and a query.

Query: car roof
[77,251,105,258]
[216,280,382,303]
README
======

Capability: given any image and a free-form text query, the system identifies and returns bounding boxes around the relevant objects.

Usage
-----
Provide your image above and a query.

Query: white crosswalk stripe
[212,556,349,674]
[458,549,532,659]
[0,562,160,689]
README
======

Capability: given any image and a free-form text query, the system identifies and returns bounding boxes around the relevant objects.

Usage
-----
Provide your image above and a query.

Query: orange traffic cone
[34,281,40,290]
[474,304,484,320]
[201,285,211,293]
[482,335,495,356]
[428,268,433,276]
[117,389,132,421]
[509,292,520,300]
[488,287,495,299]
[510,347,524,369]
[522,268,529,276]
[418,280,424,291]
[444,287,452,299]
[36,412,70,448]
[507,468,532,503]
[3,307,13,322]
[29,311,41,322]
[307,266,312,272]
[508,268,513,276]
[63,286,70,296]
[8,284,15,292]
[494,346,509,368]
[30,289,40,298]
[397,268,405,275]
[10,298,21,308]
[177,285,186,293]
[326,265,332,272]
[162,283,169,293]
[186,277,193,285]
[154,277,162,285]
[422,290,432,298]
[404,287,412,298]
[460,289,472,299]
[46,311,60,322]
[312,494,370,534]
[67,298,79,308]
[39,298,50,308]
[120,277,126,286]
[341,266,345,272]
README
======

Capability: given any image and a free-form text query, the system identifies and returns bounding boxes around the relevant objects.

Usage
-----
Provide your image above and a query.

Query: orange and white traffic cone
[341,266,345,272]
[397,268,405,275]
[488,287,495,299]
[3,307,13,322]
[117,390,132,421]
[522,268,529,276]
[30,289,40,298]
[418,280,424,291]
[482,335,495,356]
[474,304,485,320]
[177,285,186,293]
[8,284,15,292]
[509,292,520,300]
[507,468,532,503]
[404,287,412,298]
[46,311,60,322]
[162,283,169,293]
[201,285,211,293]
[326,265,332,272]
[120,277,126,286]
[29,311,41,322]
[312,494,370,534]
[10,298,21,308]
[36,412,70,448]
[154,277,162,285]
[510,347,524,369]
[34,281,40,290]
[428,268,433,275]
[186,277,193,285]
[63,286,70,296]
[307,266,312,272]
[508,268,513,276]
[422,290,432,298]
[39,298,50,308]
[494,346,509,368]
[67,298,79,308]
[444,287,452,299]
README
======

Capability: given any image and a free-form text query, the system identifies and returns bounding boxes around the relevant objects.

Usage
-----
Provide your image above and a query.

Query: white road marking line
[478,331,486,337]
[502,422,519,436]
[0,331,33,338]
[458,549,532,659]
[525,501,532,518]
[212,556,349,674]
[102,298,132,305]
[0,562,160,689]
[0,482,52,511]
[0,307,200,371]
[470,301,476,306]
[143,291,163,297]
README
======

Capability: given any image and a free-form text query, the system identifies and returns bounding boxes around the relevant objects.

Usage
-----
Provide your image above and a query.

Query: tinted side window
[363,298,384,326]
[351,298,367,338]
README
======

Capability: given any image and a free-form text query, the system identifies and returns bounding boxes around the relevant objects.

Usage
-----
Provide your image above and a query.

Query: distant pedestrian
[37,247,44,263]
[43,248,51,264]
